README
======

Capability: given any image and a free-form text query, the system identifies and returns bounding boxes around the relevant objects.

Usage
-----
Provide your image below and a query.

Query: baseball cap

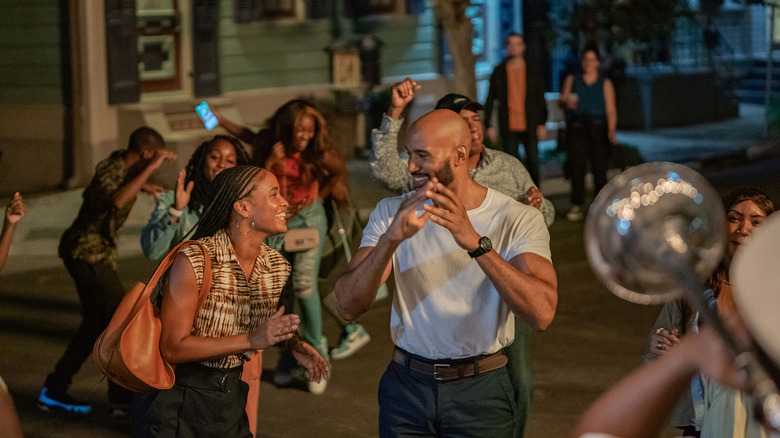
[435,93,484,113]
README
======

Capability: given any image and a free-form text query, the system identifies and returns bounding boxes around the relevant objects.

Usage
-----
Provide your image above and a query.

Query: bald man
[335,110,558,437]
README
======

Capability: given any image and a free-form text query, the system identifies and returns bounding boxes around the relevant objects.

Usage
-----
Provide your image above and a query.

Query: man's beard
[435,161,454,187]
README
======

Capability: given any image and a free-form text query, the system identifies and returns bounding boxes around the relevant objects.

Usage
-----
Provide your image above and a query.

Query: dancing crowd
[1,33,777,438]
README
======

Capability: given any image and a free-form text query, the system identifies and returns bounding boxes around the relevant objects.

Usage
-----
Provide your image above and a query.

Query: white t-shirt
[360,188,551,360]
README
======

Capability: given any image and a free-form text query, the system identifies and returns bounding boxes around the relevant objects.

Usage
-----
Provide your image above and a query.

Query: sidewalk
[538,102,778,197]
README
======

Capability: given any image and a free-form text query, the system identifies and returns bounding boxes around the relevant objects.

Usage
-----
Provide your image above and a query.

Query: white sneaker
[308,337,329,395]
[566,205,584,222]
[308,374,328,395]
[330,323,371,360]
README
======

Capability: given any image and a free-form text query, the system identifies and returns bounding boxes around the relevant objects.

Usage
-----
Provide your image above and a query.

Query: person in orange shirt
[485,33,549,186]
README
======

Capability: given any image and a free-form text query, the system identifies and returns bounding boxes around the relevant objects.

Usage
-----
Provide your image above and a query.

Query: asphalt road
[1,154,779,438]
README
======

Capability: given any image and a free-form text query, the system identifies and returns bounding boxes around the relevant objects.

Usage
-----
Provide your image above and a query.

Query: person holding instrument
[131,165,329,436]
[573,327,745,438]
[645,187,774,437]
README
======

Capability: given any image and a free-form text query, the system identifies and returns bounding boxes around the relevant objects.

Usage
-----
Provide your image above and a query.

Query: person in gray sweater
[368,78,555,437]
[369,78,554,227]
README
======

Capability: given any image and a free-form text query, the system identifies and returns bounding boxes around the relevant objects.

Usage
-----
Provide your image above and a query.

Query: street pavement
[2,103,780,437]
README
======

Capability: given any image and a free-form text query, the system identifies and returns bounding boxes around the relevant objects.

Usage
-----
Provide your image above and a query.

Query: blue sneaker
[38,387,91,415]
[330,323,370,360]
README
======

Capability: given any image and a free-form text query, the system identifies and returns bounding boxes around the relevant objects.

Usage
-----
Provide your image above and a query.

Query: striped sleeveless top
[180,230,291,368]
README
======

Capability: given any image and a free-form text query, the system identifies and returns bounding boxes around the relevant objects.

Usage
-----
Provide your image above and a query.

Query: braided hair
[192,165,264,239]
[185,135,250,212]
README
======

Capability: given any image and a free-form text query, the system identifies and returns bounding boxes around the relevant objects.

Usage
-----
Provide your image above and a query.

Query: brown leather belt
[392,348,507,381]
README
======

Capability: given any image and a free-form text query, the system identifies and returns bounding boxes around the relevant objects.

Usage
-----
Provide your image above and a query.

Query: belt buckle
[432,363,450,381]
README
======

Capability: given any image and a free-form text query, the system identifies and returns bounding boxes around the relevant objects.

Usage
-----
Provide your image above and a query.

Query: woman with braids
[644,187,774,438]
[131,165,329,437]
[141,135,249,260]
[220,100,351,394]
[140,135,275,433]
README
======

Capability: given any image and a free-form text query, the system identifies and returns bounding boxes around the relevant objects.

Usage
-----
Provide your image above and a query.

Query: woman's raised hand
[4,192,25,225]
[174,168,195,211]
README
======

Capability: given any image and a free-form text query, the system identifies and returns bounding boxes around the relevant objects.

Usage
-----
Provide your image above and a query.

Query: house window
[344,0,424,17]
[233,0,302,22]
[261,0,297,18]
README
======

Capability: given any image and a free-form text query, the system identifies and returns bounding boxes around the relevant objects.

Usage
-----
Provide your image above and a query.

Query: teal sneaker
[375,284,389,301]
[330,323,370,360]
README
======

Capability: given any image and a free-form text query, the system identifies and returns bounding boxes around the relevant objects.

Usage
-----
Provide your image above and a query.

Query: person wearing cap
[369,78,554,228]
[484,33,548,186]
[337,109,557,437]
[369,78,555,437]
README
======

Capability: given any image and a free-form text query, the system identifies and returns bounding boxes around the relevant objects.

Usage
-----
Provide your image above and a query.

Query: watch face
[481,236,492,252]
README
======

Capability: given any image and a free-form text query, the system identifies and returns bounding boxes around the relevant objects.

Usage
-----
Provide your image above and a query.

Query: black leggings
[567,118,610,206]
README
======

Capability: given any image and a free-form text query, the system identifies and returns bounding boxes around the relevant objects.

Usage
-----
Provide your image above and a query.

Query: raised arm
[571,327,742,438]
[423,182,558,330]
[0,193,25,274]
[141,190,187,260]
[369,115,414,194]
[482,251,558,331]
[369,78,420,194]
[113,149,176,209]
[335,184,433,320]
[215,108,260,146]
[334,244,394,321]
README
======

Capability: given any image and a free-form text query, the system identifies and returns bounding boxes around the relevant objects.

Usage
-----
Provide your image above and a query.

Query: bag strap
[146,240,213,311]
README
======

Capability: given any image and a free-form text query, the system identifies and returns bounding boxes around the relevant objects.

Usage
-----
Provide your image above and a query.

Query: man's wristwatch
[468,236,492,258]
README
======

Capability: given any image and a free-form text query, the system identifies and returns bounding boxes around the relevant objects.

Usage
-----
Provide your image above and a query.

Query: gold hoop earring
[238,216,254,235]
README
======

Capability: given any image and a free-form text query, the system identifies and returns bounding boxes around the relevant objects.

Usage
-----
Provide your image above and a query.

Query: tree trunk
[432,0,476,99]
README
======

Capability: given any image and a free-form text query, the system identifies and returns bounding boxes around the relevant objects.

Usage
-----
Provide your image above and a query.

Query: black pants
[131,363,251,438]
[378,359,515,437]
[567,118,610,206]
[46,257,131,404]
[504,130,540,186]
